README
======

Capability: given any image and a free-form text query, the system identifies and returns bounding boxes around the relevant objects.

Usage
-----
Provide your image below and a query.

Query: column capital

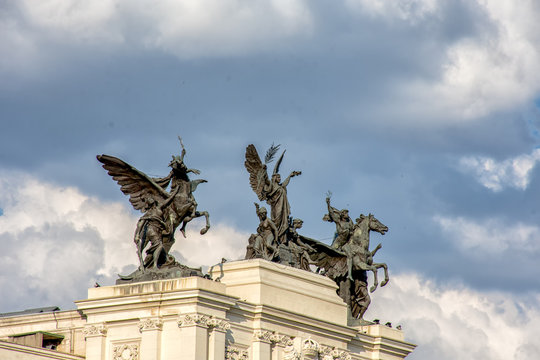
[138,318,163,332]
[225,345,249,360]
[253,329,273,343]
[207,316,230,332]
[178,313,211,328]
[320,345,352,360]
[83,323,107,338]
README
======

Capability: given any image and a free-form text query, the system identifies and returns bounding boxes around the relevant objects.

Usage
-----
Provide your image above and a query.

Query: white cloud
[434,215,540,254]
[1,0,313,77]
[0,172,138,309]
[0,171,249,311]
[413,0,540,120]
[178,218,250,268]
[366,273,540,360]
[459,148,540,191]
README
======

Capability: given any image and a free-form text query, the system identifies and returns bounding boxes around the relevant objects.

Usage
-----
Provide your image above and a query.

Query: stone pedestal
[73,259,415,359]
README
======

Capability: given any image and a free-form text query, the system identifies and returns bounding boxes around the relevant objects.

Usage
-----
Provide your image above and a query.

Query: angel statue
[244,144,301,244]
[97,137,210,283]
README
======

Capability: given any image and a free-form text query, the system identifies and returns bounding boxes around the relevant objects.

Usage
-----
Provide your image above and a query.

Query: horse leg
[373,262,389,286]
[369,267,379,293]
[194,210,210,235]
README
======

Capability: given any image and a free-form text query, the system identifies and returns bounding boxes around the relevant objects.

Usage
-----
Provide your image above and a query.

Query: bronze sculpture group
[97,140,390,321]
[97,138,209,282]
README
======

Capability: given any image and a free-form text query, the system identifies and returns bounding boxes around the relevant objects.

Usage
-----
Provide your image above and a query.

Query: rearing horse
[344,213,389,292]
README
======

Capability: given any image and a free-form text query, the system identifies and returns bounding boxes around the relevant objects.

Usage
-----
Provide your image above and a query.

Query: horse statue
[305,196,390,320]
[346,213,389,292]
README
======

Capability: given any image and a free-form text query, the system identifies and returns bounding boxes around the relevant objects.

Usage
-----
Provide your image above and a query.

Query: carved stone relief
[225,345,249,360]
[83,324,107,338]
[319,345,352,360]
[138,318,163,332]
[112,344,139,360]
[178,314,211,328]
[207,317,231,332]
[253,330,273,343]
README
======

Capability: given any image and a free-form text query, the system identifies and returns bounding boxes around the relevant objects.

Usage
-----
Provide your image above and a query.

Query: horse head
[356,213,388,235]
[367,213,388,235]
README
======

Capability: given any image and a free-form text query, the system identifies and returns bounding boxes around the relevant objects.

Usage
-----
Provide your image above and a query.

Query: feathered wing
[97,154,170,211]
[190,179,207,193]
[244,144,269,201]
[299,235,348,278]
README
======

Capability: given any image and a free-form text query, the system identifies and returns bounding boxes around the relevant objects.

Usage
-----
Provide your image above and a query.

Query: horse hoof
[200,227,209,235]
[370,285,377,293]
[381,279,389,287]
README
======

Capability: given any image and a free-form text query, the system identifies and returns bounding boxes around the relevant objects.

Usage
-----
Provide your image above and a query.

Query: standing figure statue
[97,137,210,283]
[134,189,178,270]
[245,144,301,244]
[245,203,279,261]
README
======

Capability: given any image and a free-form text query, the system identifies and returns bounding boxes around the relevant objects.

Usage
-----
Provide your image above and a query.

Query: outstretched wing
[245,144,269,201]
[97,154,170,211]
[190,179,207,193]
[300,235,348,278]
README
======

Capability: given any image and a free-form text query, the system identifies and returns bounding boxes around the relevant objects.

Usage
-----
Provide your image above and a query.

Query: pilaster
[82,323,107,360]
[252,330,273,360]
[138,318,162,360]
[177,314,210,360]
[208,317,230,360]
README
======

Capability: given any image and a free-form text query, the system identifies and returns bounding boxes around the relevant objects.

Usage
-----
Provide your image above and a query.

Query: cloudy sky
[1,0,540,358]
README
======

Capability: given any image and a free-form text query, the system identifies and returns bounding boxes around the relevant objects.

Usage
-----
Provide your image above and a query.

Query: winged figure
[97,138,210,272]
[244,144,301,243]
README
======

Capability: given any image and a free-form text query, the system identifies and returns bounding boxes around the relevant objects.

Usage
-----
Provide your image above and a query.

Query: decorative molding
[178,314,211,328]
[320,345,352,360]
[253,330,292,345]
[112,343,139,360]
[284,341,301,360]
[138,318,163,332]
[253,330,273,343]
[270,333,293,347]
[226,345,249,360]
[82,324,107,338]
[302,338,320,359]
[207,317,231,332]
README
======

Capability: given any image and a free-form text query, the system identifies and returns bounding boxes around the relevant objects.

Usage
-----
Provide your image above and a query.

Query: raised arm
[282,170,301,187]
[325,197,341,223]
